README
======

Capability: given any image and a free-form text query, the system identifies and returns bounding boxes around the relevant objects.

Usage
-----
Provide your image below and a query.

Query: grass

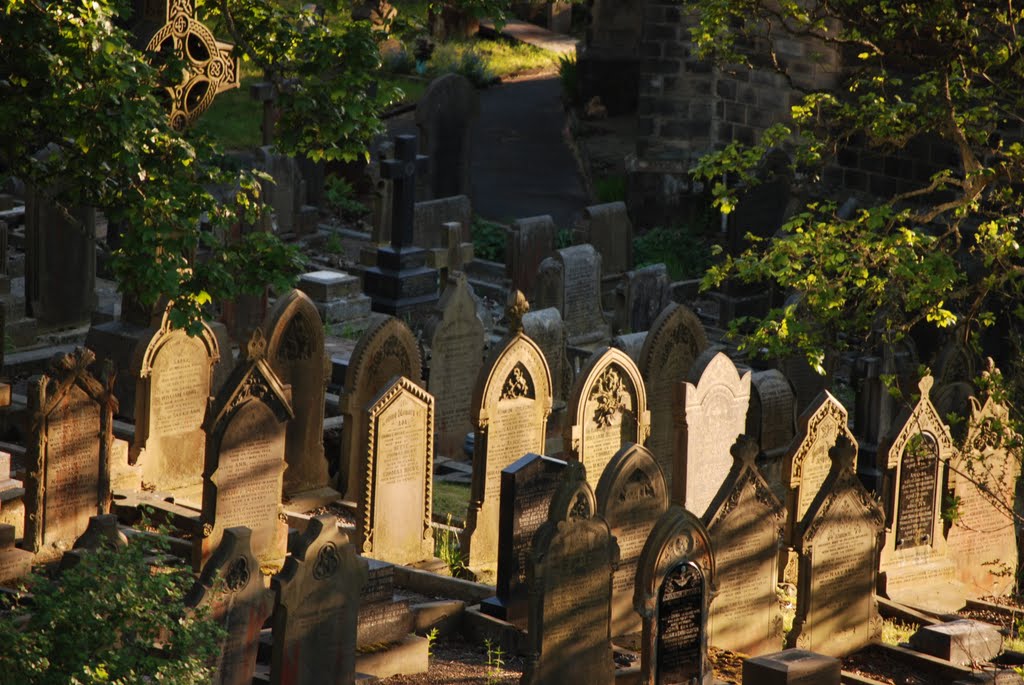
[431,38,560,78]
[881,619,918,646]
[434,480,470,520]
[192,77,263,151]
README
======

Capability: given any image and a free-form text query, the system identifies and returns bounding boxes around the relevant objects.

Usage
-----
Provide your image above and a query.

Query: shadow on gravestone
[415,74,479,200]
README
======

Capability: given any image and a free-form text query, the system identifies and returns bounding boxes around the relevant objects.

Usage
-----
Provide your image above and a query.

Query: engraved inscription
[45,384,100,545]
[372,392,428,563]
[658,563,704,683]
[796,414,840,523]
[896,434,937,550]
[152,333,210,436]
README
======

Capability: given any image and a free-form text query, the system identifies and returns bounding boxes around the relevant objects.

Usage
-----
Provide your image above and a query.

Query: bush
[558,53,578,105]
[429,43,495,86]
[634,224,715,282]
[471,215,506,262]
[324,175,370,222]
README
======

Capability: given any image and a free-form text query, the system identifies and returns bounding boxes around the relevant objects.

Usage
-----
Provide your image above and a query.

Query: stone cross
[430,221,475,285]
[382,134,429,251]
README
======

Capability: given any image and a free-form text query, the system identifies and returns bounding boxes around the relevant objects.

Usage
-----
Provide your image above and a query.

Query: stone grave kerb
[565,345,651,490]
[780,390,857,547]
[634,504,717,685]
[24,347,118,556]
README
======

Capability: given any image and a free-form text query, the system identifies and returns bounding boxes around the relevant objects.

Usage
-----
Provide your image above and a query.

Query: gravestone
[705,436,785,655]
[186,527,275,685]
[536,244,610,346]
[574,201,633,276]
[465,292,553,571]
[263,290,334,501]
[639,303,709,494]
[947,380,1020,598]
[877,376,964,613]
[430,221,475,285]
[426,273,485,458]
[674,351,751,517]
[415,74,479,199]
[0,453,24,539]
[522,306,571,406]
[788,436,884,657]
[258,147,317,236]
[357,559,416,652]
[480,452,568,627]
[271,516,368,685]
[744,650,841,685]
[0,524,32,585]
[338,316,422,501]
[413,194,472,247]
[196,331,293,572]
[781,391,857,552]
[614,264,671,334]
[611,331,646,363]
[635,504,716,685]
[130,308,220,497]
[747,369,798,460]
[776,354,829,417]
[596,442,669,636]
[358,376,435,565]
[565,346,650,492]
[521,463,619,685]
[296,270,372,336]
[24,348,115,561]
[506,215,556,297]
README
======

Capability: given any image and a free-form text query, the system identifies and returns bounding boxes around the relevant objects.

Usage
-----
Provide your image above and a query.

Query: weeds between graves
[434,513,467,577]
[483,638,506,685]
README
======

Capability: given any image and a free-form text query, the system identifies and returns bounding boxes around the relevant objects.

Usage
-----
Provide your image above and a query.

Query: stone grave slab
[465,292,552,571]
[196,332,293,572]
[909,620,1002,665]
[706,436,785,656]
[415,74,478,199]
[357,376,435,566]
[521,463,618,685]
[743,649,841,685]
[674,350,751,517]
[565,346,650,493]
[271,516,368,685]
[480,452,567,628]
[506,215,555,297]
[788,437,884,657]
[338,316,421,501]
[638,303,708,494]
[596,442,669,636]
[635,504,716,685]
[536,243,610,346]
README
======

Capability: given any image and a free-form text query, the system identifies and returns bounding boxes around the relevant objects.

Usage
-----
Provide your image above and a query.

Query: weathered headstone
[521,463,619,685]
[611,331,647,363]
[263,290,334,500]
[506,214,555,297]
[0,524,32,585]
[877,376,964,613]
[358,376,435,565]
[635,504,716,685]
[522,306,571,405]
[947,376,1020,598]
[271,516,369,685]
[338,316,422,501]
[536,243,610,346]
[705,436,785,655]
[430,220,475,285]
[415,74,479,199]
[24,348,115,561]
[574,201,633,276]
[788,436,884,657]
[747,369,798,460]
[565,346,650,492]
[674,350,751,517]
[426,273,485,458]
[465,292,553,571]
[130,308,220,497]
[187,527,275,685]
[413,194,472,247]
[196,331,293,572]
[638,303,709,493]
[258,147,317,236]
[480,452,568,627]
[614,264,671,334]
[596,442,669,636]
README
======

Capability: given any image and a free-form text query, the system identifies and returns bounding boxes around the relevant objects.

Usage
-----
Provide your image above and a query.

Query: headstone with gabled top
[464,292,553,572]
[788,436,884,657]
[536,244,610,346]
[271,516,368,685]
[596,442,669,637]
[521,462,619,685]
[195,330,293,572]
[565,346,650,493]
[705,435,785,655]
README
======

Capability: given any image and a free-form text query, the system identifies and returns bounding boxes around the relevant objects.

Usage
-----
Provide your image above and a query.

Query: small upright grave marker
[536,243,610,346]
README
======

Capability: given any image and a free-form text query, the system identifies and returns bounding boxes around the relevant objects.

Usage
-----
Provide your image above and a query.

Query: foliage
[634,221,716,282]
[429,42,495,85]
[594,174,625,203]
[324,175,369,221]
[484,638,506,684]
[433,513,467,576]
[0,534,223,684]
[471,215,507,262]
[558,52,578,104]
[687,0,1024,377]
[880,619,917,647]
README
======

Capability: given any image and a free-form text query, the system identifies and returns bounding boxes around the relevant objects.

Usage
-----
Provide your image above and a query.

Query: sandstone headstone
[639,303,709,494]
[747,369,798,459]
[565,346,650,492]
[358,376,435,565]
[611,331,647,363]
[596,442,669,636]
[187,527,275,685]
[615,264,671,334]
[131,309,220,497]
[24,348,115,561]
[706,436,785,655]
[271,516,369,685]
[788,437,884,657]
[947,382,1020,598]
[426,273,485,458]
[415,74,479,199]
[0,524,32,585]
[877,376,964,613]
[413,194,472,247]
[480,452,568,627]
[338,316,422,501]
[574,201,633,276]
[674,351,751,517]
[357,559,415,649]
[506,215,555,296]
[522,306,571,405]
[536,243,610,346]
[196,332,293,572]
[464,292,553,571]
[263,290,334,499]
[522,463,618,685]
[635,504,716,685]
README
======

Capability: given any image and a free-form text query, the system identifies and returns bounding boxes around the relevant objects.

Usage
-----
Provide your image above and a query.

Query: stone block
[909,620,1003,665]
[412,600,465,636]
[355,634,428,679]
[299,270,361,301]
[743,649,841,684]
[319,294,373,325]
